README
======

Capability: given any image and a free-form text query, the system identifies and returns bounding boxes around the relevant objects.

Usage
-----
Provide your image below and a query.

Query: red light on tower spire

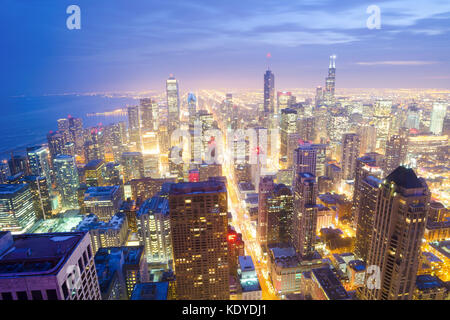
[266,52,272,70]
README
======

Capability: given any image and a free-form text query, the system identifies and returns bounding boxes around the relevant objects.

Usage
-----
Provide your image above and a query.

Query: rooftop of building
[311,267,350,300]
[240,278,261,293]
[430,240,450,259]
[84,159,105,170]
[238,182,255,192]
[270,246,299,268]
[169,180,226,195]
[84,185,120,199]
[238,256,255,272]
[364,175,382,188]
[347,260,366,272]
[422,251,443,263]
[75,212,126,232]
[385,166,425,189]
[95,246,144,267]
[137,196,169,218]
[0,183,28,197]
[0,232,87,277]
[416,274,445,291]
[131,282,169,300]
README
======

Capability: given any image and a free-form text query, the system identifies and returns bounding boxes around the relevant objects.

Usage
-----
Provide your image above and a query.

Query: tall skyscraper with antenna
[324,55,336,106]
[263,53,275,114]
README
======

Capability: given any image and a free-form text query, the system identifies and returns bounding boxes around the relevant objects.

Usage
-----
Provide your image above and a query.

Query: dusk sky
[2,0,450,96]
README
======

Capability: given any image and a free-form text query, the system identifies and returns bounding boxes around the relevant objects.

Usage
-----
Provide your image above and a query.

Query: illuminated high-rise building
[373,100,392,151]
[406,104,421,130]
[324,55,336,106]
[166,75,180,134]
[264,69,275,114]
[280,108,298,169]
[20,175,52,220]
[351,154,383,228]
[57,116,84,155]
[84,159,105,187]
[354,175,381,262]
[83,186,122,223]
[140,98,159,132]
[53,155,79,209]
[169,181,229,300]
[358,124,377,154]
[430,101,447,135]
[121,152,144,183]
[298,116,315,143]
[257,176,275,249]
[26,146,51,190]
[358,167,430,300]
[137,195,172,264]
[384,130,408,176]
[292,172,318,258]
[47,131,66,162]
[0,184,37,234]
[293,144,317,178]
[315,86,324,107]
[187,93,197,126]
[127,106,141,150]
[341,133,360,181]
[277,91,294,112]
[266,184,294,246]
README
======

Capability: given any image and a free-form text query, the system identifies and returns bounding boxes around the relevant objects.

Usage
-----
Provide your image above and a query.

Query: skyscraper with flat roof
[166,76,180,134]
[264,69,275,114]
[169,181,229,300]
[293,172,318,258]
[53,155,79,209]
[0,231,101,300]
[341,133,360,180]
[0,184,37,234]
[430,101,447,135]
[26,146,51,190]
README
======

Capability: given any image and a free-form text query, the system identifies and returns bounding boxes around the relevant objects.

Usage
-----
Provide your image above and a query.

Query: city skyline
[0,0,449,304]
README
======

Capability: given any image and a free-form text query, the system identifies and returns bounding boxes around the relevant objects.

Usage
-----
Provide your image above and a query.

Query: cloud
[356,61,438,66]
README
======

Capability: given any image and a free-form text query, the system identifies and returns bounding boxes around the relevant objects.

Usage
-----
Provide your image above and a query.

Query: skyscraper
[280,108,298,169]
[354,175,382,262]
[26,146,51,190]
[127,105,141,150]
[121,152,144,183]
[140,98,158,132]
[384,130,408,176]
[0,231,101,300]
[137,195,172,264]
[169,181,229,300]
[166,76,180,134]
[0,184,37,234]
[257,176,275,249]
[358,166,430,300]
[188,93,197,126]
[264,69,275,114]
[351,154,383,228]
[430,101,447,135]
[293,144,317,178]
[267,183,294,245]
[373,100,392,151]
[293,172,318,258]
[53,155,79,209]
[47,131,66,162]
[341,133,361,180]
[324,55,336,106]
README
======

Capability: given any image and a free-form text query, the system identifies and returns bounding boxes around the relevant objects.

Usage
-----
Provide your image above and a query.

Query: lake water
[0,94,137,159]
